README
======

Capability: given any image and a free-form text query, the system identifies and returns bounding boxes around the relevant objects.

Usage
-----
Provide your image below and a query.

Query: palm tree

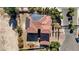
[49,7,63,41]
[28,7,37,14]
[37,7,43,14]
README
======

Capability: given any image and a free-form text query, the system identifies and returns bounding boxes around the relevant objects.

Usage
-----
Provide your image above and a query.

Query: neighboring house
[26,13,52,48]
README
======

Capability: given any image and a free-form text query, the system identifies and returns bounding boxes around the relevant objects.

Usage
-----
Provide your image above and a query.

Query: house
[25,13,52,49]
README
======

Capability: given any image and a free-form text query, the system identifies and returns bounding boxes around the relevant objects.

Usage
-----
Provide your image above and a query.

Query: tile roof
[27,15,52,33]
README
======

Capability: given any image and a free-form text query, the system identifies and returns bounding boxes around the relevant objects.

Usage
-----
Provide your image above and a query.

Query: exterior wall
[0,12,18,51]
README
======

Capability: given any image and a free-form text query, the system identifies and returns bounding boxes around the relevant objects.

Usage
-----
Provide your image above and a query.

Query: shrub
[50,41,60,51]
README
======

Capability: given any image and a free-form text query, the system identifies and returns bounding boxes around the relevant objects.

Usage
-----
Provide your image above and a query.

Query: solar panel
[27,33,38,41]
[27,33,49,41]
[40,33,49,41]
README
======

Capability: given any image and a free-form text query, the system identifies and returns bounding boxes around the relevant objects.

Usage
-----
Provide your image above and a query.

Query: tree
[28,7,37,14]
[36,7,43,14]
[49,7,63,25]
[3,7,18,16]
[66,8,74,21]
[66,8,75,34]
